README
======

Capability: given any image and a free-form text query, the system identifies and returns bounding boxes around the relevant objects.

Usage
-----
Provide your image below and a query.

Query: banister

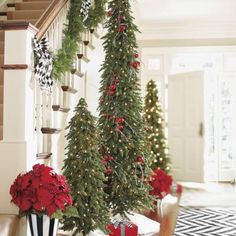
[35,0,69,39]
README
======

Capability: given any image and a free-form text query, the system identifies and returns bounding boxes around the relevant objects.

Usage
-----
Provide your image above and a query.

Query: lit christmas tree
[61,98,109,236]
[144,80,171,173]
[98,0,152,216]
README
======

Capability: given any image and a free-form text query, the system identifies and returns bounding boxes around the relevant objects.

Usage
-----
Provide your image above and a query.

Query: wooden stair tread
[70,68,84,78]
[77,53,90,63]
[15,1,51,10]
[1,19,38,25]
[0,12,7,16]
[36,152,52,160]
[7,9,44,20]
[41,127,61,134]
[83,40,95,50]
[7,3,15,8]
[52,105,70,113]
[90,28,99,38]
[72,70,84,78]
[61,86,78,94]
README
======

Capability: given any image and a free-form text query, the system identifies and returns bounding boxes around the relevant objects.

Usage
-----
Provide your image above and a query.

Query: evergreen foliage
[61,98,109,236]
[144,80,171,173]
[52,0,107,80]
[98,0,153,216]
[85,0,107,29]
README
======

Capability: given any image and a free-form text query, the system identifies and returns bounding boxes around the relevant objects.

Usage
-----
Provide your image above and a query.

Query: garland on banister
[52,0,107,80]
[84,0,107,29]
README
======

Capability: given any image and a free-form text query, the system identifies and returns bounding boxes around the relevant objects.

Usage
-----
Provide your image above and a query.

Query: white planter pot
[28,214,58,236]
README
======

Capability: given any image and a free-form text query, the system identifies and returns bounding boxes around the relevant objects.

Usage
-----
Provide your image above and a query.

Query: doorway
[168,71,204,182]
[141,47,236,183]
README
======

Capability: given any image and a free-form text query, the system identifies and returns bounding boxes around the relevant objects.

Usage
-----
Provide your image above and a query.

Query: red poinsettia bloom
[10,164,73,217]
[149,169,173,199]
[176,183,183,194]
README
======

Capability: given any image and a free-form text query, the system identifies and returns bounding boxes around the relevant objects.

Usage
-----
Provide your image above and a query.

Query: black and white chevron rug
[174,208,236,236]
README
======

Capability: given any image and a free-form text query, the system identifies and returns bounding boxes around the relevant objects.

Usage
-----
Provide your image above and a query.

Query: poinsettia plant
[10,164,78,219]
[149,169,173,200]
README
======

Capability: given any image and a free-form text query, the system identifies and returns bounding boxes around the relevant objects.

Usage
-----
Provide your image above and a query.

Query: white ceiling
[132,0,236,23]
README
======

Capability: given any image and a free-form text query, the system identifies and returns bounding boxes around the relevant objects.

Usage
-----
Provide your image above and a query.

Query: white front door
[168,71,205,182]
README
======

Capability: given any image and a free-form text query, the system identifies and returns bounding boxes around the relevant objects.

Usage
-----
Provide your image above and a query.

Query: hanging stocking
[33,37,53,91]
[80,0,91,22]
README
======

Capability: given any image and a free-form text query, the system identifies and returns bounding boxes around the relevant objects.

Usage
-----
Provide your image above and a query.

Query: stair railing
[33,0,97,168]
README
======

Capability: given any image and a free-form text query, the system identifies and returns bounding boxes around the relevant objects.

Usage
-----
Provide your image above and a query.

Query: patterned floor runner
[174,208,236,236]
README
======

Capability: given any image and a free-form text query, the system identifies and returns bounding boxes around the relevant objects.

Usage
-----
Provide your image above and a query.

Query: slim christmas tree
[144,80,171,173]
[62,98,109,236]
[98,0,152,216]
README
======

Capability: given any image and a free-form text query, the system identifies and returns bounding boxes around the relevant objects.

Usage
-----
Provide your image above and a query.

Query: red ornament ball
[134,53,139,58]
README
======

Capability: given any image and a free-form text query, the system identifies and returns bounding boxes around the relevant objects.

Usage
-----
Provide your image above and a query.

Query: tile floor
[179,182,236,207]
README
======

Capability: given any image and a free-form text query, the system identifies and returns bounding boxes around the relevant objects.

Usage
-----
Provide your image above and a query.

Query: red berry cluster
[109,74,120,96]
[116,117,125,131]
[130,53,141,70]
[136,156,145,164]
[102,155,114,175]
[118,15,126,32]
[109,84,116,96]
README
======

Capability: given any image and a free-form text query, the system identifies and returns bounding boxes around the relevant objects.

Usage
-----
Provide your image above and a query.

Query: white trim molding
[137,20,236,41]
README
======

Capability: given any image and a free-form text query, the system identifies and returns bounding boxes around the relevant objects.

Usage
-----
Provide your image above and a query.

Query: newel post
[0,22,37,236]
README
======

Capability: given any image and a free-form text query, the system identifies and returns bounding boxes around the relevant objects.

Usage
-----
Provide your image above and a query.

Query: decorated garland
[84,0,107,29]
[52,0,107,80]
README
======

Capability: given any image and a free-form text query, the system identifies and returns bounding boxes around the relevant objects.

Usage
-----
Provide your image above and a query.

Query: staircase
[0,2,101,234]
[0,0,52,140]
[5,0,51,25]
[0,0,99,168]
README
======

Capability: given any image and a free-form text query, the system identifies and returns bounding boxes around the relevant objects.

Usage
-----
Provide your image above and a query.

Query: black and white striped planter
[28,214,58,236]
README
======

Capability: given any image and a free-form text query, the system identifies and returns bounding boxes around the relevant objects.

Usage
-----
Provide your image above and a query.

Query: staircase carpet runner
[174,208,236,236]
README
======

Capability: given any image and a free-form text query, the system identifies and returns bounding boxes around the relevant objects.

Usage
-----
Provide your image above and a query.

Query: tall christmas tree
[98,0,152,216]
[144,80,171,173]
[62,98,109,236]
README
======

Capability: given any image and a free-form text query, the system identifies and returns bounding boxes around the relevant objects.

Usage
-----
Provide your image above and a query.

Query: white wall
[86,31,105,117]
